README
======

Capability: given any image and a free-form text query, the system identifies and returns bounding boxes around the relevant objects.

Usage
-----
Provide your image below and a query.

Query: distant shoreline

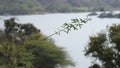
[0,10,120,17]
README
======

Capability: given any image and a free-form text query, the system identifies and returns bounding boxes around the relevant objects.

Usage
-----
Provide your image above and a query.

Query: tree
[0,18,39,68]
[85,24,120,68]
[0,18,74,68]
[25,33,74,68]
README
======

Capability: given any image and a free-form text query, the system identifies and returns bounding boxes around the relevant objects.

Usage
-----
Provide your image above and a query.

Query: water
[0,12,120,68]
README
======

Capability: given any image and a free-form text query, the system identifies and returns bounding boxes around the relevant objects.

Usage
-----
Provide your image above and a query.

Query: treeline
[1,0,120,15]
[0,0,44,15]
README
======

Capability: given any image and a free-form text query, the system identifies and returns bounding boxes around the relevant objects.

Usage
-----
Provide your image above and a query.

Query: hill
[0,0,44,15]
[1,0,120,15]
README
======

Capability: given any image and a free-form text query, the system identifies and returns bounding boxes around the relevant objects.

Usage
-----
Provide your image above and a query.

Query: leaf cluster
[85,24,120,68]
[46,17,90,40]
[62,18,90,33]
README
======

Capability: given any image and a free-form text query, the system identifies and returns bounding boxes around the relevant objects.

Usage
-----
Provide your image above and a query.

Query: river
[0,12,120,68]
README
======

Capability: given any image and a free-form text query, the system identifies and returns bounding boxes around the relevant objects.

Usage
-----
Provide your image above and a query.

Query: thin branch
[42,17,91,40]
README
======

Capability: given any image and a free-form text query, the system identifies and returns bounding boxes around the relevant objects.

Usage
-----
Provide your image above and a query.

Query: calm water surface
[0,12,120,68]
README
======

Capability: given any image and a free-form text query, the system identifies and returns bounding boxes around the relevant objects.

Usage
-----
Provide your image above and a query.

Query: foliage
[85,24,120,68]
[62,18,90,33]
[0,0,44,15]
[0,18,74,68]
[45,17,90,40]
[25,33,74,68]
[1,0,120,15]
